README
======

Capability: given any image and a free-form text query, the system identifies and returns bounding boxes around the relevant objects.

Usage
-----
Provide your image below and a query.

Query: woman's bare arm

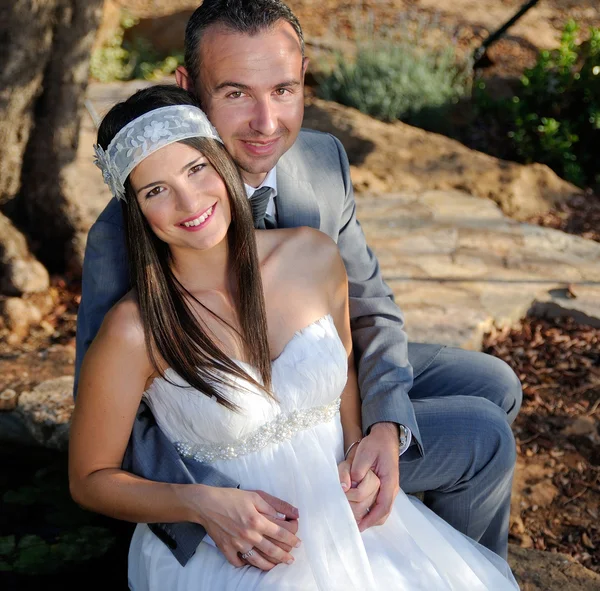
[69,295,300,569]
[69,296,195,522]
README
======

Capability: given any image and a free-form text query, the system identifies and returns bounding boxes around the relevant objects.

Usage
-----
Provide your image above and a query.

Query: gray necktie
[250,186,277,229]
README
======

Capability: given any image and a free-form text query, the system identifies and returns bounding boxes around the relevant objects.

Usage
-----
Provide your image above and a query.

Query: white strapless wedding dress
[128,315,519,590]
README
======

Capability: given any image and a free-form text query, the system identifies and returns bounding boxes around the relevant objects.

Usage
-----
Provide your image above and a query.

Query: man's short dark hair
[185,0,305,84]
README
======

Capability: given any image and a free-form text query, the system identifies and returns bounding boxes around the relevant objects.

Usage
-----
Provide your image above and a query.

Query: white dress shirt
[244,167,278,218]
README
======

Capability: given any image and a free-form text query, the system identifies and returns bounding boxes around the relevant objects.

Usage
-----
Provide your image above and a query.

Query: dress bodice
[142,315,348,454]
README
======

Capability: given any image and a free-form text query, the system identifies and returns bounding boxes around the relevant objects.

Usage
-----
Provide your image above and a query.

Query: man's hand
[349,422,400,531]
[338,459,380,523]
[191,486,300,571]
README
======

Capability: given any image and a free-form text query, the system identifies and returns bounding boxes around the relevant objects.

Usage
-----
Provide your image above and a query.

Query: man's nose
[249,98,278,136]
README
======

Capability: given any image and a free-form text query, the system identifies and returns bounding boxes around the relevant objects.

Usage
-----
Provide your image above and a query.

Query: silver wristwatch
[398,424,412,456]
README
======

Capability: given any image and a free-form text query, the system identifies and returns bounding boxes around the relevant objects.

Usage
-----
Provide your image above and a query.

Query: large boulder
[303,98,580,221]
[13,376,75,451]
[0,212,49,296]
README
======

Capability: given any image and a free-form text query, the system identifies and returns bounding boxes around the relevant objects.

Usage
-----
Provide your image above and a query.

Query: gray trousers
[123,344,522,566]
[401,344,521,560]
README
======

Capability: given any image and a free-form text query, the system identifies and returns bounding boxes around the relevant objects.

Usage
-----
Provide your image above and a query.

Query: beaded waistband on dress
[175,398,341,463]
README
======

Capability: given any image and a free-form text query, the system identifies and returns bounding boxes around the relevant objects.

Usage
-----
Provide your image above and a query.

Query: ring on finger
[241,548,256,560]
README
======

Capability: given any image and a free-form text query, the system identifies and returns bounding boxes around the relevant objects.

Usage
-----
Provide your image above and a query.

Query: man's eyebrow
[214,79,302,92]
[214,81,252,92]
[136,157,203,193]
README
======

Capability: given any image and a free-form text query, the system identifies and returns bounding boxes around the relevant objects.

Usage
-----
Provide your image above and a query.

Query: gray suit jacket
[74,129,418,565]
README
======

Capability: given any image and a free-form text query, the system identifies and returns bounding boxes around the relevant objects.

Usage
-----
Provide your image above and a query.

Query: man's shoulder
[279,128,346,178]
[295,128,341,152]
[94,197,124,227]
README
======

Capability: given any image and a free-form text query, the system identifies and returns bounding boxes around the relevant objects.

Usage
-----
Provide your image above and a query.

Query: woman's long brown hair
[98,86,272,409]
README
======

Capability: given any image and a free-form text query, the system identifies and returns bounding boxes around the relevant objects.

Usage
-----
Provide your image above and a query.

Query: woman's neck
[169,239,232,295]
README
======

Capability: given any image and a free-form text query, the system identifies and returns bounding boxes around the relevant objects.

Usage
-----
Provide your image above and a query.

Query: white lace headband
[93,104,223,201]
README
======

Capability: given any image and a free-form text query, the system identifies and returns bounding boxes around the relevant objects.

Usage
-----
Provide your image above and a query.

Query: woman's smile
[177,202,217,231]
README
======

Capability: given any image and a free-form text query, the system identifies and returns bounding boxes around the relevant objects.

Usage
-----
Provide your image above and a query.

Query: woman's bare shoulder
[96,289,145,350]
[259,227,338,266]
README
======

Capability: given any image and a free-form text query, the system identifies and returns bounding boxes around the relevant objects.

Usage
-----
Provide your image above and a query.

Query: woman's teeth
[182,206,214,227]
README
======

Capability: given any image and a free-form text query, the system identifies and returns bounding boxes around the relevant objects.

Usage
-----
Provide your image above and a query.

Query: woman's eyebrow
[136,157,204,193]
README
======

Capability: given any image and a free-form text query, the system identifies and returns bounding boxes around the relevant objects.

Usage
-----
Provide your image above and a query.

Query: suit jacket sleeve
[74,198,238,566]
[329,135,422,453]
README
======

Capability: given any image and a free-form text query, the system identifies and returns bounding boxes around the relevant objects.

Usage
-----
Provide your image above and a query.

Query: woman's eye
[190,163,206,175]
[146,186,164,198]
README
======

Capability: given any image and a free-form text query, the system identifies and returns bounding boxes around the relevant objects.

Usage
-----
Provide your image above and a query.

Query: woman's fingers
[344,469,379,522]
[338,459,352,491]
[261,516,302,549]
[254,536,295,565]
[240,547,278,571]
[263,516,299,552]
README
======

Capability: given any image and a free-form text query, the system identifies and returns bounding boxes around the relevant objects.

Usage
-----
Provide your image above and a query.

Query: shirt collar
[244,167,278,199]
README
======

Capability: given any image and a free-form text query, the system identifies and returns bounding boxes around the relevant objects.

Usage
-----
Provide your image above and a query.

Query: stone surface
[0,389,17,411]
[356,191,600,347]
[0,212,50,296]
[14,376,75,451]
[509,545,600,591]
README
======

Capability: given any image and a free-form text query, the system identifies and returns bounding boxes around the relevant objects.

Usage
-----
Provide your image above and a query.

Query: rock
[1,297,43,343]
[355,191,600,348]
[526,481,560,509]
[562,417,597,437]
[15,376,75,451]
[509,545,600,591]
[0,389,18,411]
[303,98,580,220]
[0,212,50,296]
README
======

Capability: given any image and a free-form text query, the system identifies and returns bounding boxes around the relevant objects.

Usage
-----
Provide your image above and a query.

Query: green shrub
[475,20,600,189]
[317,16,472,128]
[90,14,184,83]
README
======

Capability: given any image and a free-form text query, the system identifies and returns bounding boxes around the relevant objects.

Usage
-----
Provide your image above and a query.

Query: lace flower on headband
[93,105,223,201]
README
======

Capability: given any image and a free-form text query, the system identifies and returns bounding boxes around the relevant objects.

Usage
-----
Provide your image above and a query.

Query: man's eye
[227,91,244,99]
[275,88,290,96]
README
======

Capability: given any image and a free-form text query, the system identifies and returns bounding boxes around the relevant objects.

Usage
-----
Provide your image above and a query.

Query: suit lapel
[276,152,321,229]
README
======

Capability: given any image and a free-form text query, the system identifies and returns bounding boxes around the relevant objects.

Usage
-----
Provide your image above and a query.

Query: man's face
[178,21,307,187]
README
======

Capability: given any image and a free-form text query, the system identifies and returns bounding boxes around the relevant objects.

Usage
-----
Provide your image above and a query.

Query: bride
[69,85,519,590]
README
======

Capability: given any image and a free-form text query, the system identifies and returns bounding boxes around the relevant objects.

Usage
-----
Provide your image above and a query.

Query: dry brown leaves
[529,191,600,244]
[483,315,600,572]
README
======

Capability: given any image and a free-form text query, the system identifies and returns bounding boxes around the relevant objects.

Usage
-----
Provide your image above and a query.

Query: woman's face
[129,142,231,252]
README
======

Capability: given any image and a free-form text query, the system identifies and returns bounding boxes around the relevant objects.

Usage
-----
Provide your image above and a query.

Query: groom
[76,0,521,566]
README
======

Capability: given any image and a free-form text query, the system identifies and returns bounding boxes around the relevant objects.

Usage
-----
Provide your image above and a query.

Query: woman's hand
[338,459,380,526]
[189,486,301,571]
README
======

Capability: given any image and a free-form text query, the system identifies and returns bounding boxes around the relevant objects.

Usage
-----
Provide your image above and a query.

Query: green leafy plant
[90,13,184,82]
[317,14,472,128]
[1,461,116,574]
[475,20,600,189]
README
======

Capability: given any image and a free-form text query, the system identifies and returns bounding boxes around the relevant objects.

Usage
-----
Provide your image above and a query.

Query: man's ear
[176,66,193,91]
[302,57,310,77]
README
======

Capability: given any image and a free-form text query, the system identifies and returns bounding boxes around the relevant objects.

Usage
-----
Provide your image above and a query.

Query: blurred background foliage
[475,20,600,191]
[90,12,184,82]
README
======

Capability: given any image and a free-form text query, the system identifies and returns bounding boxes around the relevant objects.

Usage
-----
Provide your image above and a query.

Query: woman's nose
[175,187,199,213]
